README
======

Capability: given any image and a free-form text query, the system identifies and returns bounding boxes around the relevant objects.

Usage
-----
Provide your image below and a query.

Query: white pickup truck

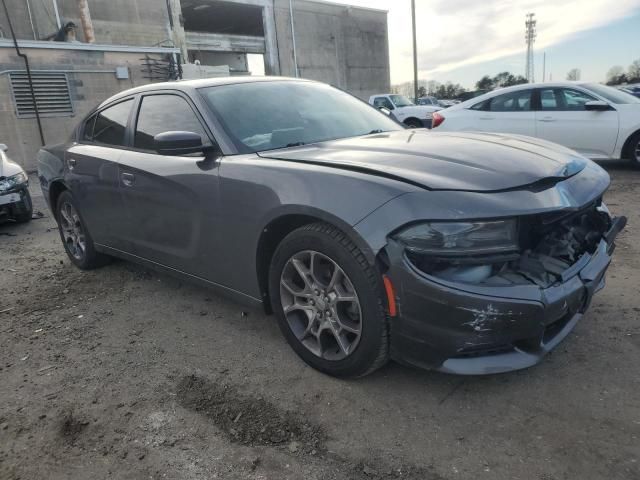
[368,94,442,128]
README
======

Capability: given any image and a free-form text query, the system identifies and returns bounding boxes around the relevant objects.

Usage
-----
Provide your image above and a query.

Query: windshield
[582,83,640,104]
[199,81,403,153]
[389,95,414,107]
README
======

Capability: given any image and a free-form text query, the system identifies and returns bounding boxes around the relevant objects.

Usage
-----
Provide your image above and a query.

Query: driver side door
[117,92,222,280]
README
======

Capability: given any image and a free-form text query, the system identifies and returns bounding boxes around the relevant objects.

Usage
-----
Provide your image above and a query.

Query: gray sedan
[38,77,625,377]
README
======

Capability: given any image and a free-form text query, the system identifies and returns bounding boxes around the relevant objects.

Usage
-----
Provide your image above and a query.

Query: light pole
[411,0,418,102]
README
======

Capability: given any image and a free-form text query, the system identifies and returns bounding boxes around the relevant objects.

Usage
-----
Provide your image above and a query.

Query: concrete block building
[0,0,390,170]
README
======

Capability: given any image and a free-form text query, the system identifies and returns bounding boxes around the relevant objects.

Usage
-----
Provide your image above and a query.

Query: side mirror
[153,131,206,155]
[584,100,611,111]
[0,143,7,152]
[378,107,392,116]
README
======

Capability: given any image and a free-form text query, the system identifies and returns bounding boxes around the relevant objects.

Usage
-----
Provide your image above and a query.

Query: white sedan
[431,82,640,165]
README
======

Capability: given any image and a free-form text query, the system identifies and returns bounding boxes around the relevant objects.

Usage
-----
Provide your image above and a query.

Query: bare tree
[607,65,624,83]
[566,68,581,81]
[628,59,640,83]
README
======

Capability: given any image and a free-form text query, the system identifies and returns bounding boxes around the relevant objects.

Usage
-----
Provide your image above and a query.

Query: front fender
[216,155,416,298]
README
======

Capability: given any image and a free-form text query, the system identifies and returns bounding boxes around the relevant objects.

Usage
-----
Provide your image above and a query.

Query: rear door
[117,91,222,279]
[472,89,536,136]
[535,87,619,158]
[66,98,133,251]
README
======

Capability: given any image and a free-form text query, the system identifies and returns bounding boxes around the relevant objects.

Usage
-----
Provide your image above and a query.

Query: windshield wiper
[285,141,305,147]
[367,129,384,134]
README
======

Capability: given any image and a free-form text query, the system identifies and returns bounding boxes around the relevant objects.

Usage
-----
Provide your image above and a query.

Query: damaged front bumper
[386,215,627,375]
[0,183,30,222]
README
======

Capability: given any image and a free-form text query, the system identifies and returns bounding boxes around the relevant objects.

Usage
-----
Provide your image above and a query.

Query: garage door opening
[181,1,265,37]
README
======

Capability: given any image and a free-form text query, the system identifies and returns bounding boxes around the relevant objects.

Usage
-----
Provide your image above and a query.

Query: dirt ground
[1,163,639,480]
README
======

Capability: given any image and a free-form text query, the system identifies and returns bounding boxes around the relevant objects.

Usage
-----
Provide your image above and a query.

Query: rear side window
[134,94,209,151]
[487,90,532,112]
[86,99,133,147]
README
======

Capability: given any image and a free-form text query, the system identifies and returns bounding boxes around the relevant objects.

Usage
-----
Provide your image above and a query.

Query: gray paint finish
[38,78,622,374]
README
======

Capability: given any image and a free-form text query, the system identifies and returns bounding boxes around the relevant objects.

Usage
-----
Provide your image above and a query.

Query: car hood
[0,154,24,178]
[258,130,588,192]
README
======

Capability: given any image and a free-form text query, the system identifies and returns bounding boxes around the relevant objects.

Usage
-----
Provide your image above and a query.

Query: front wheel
[268,222,389,378]
[628,132,640,167]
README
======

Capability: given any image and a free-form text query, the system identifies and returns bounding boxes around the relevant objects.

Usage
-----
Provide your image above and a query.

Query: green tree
[417,85,427,97]
[476,75,493,90]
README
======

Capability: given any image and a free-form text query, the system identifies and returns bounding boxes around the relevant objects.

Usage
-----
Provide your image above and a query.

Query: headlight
[392,220,518,256]
[0,172,28,192]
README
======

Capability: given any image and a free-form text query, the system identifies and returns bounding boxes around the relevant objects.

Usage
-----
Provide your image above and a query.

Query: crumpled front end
[383,201,626,375]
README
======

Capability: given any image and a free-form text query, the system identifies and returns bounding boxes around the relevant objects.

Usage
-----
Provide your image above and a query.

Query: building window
[9,71,74,118]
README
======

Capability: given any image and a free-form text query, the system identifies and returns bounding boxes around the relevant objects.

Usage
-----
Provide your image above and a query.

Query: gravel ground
[1,163,639,480]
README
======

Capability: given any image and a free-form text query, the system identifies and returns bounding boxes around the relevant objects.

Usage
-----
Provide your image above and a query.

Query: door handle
[68,158,77,170]
[479,116,494,120]
[121,172,135,187]
[538,117,556,122]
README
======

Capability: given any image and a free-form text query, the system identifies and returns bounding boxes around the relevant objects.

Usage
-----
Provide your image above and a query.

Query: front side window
[89,99,133,147]
[200,81,403,153]
[488,90,532,112]
[134,94,209,151]
[373,97,394,110]
[560,88,596,110]
[389,95,414,107]
[540,88,597,111]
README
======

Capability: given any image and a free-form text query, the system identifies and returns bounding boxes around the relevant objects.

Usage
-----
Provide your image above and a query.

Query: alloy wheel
[59,201,86,261]
[279,250,362,361]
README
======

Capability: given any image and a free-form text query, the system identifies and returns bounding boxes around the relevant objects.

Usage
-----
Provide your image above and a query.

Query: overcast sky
[332,0,640,88]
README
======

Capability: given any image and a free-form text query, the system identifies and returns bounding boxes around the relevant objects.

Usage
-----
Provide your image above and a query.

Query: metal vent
[9,71,73,118]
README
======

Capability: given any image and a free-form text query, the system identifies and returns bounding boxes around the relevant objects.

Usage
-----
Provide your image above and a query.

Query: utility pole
[76,0,95,43]
[411,0,418,102]
[525,13,536,83]
[1,0,45,146]
[166,0,188,62]
[289,0,299,77]
[542,51,546,82]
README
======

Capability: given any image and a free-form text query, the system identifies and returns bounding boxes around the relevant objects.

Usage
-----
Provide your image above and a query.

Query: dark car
[38,77,626,377]
[620,84,640,99]
[0,143,32,224]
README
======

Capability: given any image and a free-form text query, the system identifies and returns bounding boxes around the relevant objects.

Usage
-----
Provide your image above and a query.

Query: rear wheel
[404,118,423,128]
[56,190,110,269]
[268,222,388,378]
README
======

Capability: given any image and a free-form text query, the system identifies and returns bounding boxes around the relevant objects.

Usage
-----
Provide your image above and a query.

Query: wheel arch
[403,117,423,127]
[48,180,69,220]
[255,206,377,313]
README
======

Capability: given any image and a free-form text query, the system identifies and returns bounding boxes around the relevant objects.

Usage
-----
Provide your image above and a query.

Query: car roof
[451,81,597,109]
[99,75,312,108]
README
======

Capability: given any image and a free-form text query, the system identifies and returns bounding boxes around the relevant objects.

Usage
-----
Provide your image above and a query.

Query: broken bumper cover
[387,216,626,375]
[0,184,29,220]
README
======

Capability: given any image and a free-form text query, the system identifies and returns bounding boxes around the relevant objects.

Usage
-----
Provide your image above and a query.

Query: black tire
[55,190,110,270]
[404,118,423,128]
[12,190,33,223]
[268,222,389,378]
[627,131,640,167]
